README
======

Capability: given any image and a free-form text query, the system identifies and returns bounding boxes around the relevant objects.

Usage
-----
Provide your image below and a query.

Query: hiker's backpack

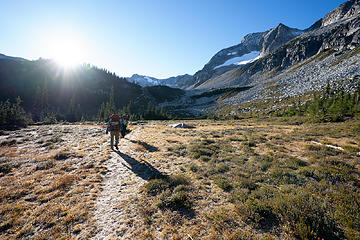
[109,115,120,131]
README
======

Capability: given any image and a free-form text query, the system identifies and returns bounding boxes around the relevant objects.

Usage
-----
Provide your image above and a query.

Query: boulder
[167,123,195,129]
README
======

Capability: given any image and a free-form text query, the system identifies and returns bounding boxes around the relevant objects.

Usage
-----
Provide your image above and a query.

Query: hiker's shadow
[114,150,196,219]
[128,139,158,152]
[114,150,164,180]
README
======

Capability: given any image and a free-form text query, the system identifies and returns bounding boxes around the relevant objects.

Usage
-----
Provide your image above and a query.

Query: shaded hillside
[0,57,143,121]
[144,85,185,103]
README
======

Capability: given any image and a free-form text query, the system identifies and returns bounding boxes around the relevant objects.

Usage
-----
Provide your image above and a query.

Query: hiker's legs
[110,131,115,149]
[114,131,120,147]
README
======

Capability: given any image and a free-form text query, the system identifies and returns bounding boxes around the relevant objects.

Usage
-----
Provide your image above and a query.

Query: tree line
[0,58,173,129]
[280,79,360,122]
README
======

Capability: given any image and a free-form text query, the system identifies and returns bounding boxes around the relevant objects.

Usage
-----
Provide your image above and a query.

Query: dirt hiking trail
[93,125,162,239]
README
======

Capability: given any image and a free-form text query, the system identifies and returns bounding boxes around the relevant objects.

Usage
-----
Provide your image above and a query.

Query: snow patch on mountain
[227,51,237,56]
[127,74,161,86]
[214,51,260,69]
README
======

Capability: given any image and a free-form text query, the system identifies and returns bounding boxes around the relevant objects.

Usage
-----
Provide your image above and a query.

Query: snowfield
[214,51,260,69]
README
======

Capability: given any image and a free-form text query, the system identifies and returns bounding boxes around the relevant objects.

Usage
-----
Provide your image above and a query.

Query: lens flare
[45,33,86,68]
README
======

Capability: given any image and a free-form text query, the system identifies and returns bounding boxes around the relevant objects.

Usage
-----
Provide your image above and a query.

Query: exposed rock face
[321,0,360,27]
[261,23,303,56]
[193,0,360,91]
[189,24,302,89]
[246,13,360,76]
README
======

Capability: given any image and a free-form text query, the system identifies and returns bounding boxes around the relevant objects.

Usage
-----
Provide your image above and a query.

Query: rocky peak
[261,23,303,56]
[322,0,360,27]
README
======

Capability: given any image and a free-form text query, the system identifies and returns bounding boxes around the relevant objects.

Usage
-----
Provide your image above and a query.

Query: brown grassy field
[0,119,359,239]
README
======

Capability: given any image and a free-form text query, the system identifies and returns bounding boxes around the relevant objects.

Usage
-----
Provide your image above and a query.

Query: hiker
[106,114,122,150]
[121,115,129,138]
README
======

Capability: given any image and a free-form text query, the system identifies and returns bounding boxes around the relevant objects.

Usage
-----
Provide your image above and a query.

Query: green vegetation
[145,85,185,103]
[332,45,360,67]
[191,86,252,100]
[183,121,360,239]
[0,97,28,130]
[142,175,192,210]
[280,80,360,122]
[0,59,147,123]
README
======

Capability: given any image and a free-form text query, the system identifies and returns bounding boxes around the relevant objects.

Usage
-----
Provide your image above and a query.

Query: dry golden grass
[1,120,359,239]
[0,125,110,239]
[128,119,360,239]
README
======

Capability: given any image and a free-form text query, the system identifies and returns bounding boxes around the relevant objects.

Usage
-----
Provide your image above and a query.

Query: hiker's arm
[106,120,110,134]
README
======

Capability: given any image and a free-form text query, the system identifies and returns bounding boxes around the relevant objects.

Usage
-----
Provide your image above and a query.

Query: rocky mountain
[127,73,192,88]
[122,1,360,97]
[186,24,303,89]
[127,74,161,87]
[193,0,360,90]
[129,23,304,90]
[157,0,360,116]
[321,0,360,27]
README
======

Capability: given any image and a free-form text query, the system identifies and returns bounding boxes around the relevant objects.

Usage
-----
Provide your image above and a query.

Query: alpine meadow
[0,0,360,239]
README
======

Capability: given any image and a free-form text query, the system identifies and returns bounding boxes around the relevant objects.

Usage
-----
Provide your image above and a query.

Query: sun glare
[45,34,86,68]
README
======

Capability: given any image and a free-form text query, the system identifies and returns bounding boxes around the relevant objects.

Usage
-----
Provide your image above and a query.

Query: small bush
[188,163,199,172]
[343,145,360,153]
[0,163,13,174]
[36,160,56,170]
[144,178,170,196]
[215,178,233,192]
[54,150,71,160]
[283,156,307,170]
[236,196,277,227]
[188,139,218,159]
[237,177,257,191]
[215,163,229,173]
[167,144,187,157]
[169,174,189,187]
[157,189,192,210]
[272,189,343,239]
[0,139,17,146]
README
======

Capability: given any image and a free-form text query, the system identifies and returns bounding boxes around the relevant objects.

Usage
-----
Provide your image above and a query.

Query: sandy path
[92,126,156,239]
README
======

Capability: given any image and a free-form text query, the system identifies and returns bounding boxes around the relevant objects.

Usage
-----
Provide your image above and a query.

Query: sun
[45,34,86,68]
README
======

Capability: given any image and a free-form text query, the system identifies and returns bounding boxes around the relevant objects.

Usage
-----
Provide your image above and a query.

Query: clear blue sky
[1,0,346,78]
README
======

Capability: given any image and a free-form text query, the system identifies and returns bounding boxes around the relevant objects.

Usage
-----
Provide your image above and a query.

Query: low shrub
[157,189,192,210]
[188,163,199,172]
[272,189,343,240]
[54,150,71,160]
[0,139,17,146]
[0,163,13,174]
[169,174,189,187]
[214,178,233,192]
[167,144,187,157]
[143,178,170,196]
[36,160,56,171]
[143,174,193,211]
